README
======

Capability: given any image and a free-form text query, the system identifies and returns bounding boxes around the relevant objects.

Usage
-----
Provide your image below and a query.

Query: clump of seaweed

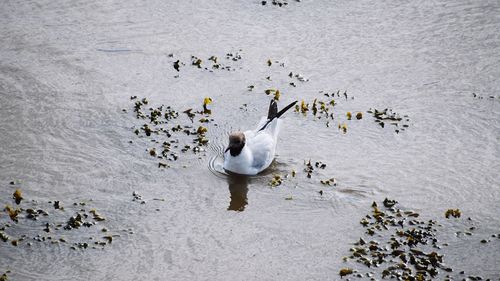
[1,188,122,250]
[0,271,9,281]
[128,96,216,168]
[269,174,283,187]
[169,51,243,75]
[340,199,453,280]
[13,189,23,205]
[292,90,358,130]
[367,108,410,133]
[445,209,461,219]
[261,0,301,8]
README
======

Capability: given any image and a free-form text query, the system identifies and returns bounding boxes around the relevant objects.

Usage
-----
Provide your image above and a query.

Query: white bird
[223,100,297,175]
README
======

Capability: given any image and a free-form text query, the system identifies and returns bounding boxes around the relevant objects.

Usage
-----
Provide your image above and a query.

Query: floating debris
[445,209,461,219]
[0,231,9,242]
[356,112,363,120]
[320,178,336,186]
[304,160,314,178]
[208,56,217,64]
[128,96,216,168]
[203,97,212,114]
[89,209,106,221]
[274,89,281,101]
[13,189,23,205]
[315,161,326,169]
[383,198,397,208]
[339,123,347,134]
[368,108,409,133]
[340,199,464,280]
[1,189,122,252]
[4,205,20,223]
[269,174,283,187]
[173,60,180,71]
[132,191,146,204]
[191,56,202,68]
[293,91,360,129]
[53,201,62,210]
[339,268,354,278]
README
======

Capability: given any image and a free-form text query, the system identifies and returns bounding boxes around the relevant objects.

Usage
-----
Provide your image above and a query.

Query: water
[1,0,499,280]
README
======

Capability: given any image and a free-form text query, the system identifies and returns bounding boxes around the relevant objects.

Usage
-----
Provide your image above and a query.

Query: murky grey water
[1,0,499,280]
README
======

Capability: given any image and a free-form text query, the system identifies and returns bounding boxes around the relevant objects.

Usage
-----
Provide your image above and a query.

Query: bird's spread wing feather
[247,132,274,170]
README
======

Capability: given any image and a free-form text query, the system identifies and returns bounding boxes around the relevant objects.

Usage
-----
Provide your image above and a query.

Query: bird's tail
[259,100,298,131]
[267,100,278,120]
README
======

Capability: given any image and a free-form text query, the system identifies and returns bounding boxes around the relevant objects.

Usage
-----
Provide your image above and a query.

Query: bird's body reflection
[227,173,249,211]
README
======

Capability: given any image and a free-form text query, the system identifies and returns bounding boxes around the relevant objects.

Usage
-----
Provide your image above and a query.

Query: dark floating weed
[471,92,499,100]
[315,161,327,169]
[304,160,314,178]
[0,271,9,281]
[293,90,361,131]
[1,189,120,250]
[129,96,215,168]
[173,60,181,72]
[444,209,461,219]
[340,199,496,280]
[269,174,283,187]
[339,268,354,278]
[341,199,452,280]
[261,0,301,7]
[169,51,243,74]
[367,108,410,133]
[320,178,336,186]
[13,189,22,205]
[132,191,146,204]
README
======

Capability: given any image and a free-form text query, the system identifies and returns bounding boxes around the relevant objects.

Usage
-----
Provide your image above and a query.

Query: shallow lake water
[1,0,499,280]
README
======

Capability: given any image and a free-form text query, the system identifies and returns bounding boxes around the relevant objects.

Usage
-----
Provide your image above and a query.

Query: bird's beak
[225,146,230,153]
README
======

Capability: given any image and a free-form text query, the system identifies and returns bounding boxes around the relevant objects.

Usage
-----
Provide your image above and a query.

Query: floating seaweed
[368,108,410,133]
[339,268,354,278]
[173,60,180,72]
[340,199,463,280]
[4,205,20,223]
[13,189,22,205]
[304,160,314,178]
[320,178,336,186]
[128,96,217,168]
[269,174,283,187]
[1,189,121,250]
[293,90,359,129]
[445,209,461,219]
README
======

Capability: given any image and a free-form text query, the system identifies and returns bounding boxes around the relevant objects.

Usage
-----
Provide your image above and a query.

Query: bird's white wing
[247,132,275,170]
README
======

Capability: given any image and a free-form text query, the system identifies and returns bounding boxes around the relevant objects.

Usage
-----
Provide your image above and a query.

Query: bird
[223,99,298,175]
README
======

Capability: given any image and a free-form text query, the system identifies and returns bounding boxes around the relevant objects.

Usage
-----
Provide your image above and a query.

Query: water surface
[1,0,499,280]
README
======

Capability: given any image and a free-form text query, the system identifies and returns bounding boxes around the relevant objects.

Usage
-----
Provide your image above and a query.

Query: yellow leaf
[203,97,212,106]
[197,126,208,135]
[300,100,309,113]
[13,189,22,204]
[274,90,280,101]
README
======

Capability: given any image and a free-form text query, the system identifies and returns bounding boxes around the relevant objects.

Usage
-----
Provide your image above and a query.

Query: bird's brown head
[225,132,246,157]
